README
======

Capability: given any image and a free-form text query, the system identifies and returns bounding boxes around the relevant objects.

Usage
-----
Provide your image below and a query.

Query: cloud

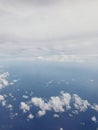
[10,79,18,85]
[0,72,17,89]
[30,92,71,117]
[48,92,71,112]
[38,110,46,117]
[53,114,59,118]
[73,94,90,112]
[0,95,5,101]
[91,104,98,112]
[36,55,83,62]
[60,128,64,130]
[20,91,98,119]
[19,91,98,119]
[10,113,18,120]
[0,72,9,89]
[23,95,29,99]
[91,116,97,123]
[0,95,6,106]
[0,94,13,110]
[20,102,30,113]
[0,0,98,60]
[7,104,13,111]
[28,114,34,119]
[48,96,65,112]
[31,97,50,111]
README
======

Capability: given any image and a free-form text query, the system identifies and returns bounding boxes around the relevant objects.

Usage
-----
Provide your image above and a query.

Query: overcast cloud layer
[0,0,98,61]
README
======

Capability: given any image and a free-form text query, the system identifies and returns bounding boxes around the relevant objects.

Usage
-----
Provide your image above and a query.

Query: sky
[0,0,98,62]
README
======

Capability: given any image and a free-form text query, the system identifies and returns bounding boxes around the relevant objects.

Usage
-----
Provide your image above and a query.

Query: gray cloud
[0,0,60,7]
[0,0,98,60]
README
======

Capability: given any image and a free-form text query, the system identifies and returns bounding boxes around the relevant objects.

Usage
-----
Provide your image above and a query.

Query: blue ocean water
[0,61,98,130]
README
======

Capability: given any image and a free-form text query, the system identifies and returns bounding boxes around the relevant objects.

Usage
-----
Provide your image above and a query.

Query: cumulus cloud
[60,128,64,130]
[73,94,90,112]
[92,104,98,112]
[7,104,13,111]
[91,116,97,123]
[0,95,6,107]
[0,95,7,107]
[0,72,17,89]
[0,94,14,111]
[48,92,71,112]
[30,92,71,117]
[19,91,98,120]
[20,102,30,113]
[31,97,50,111]
[48,96,65,112]
[28,114,34,119]
[0,95,5,101]
[20,91,98,118]
[0,72,9,89]
[38,110,46,117]
[53,114,59,118]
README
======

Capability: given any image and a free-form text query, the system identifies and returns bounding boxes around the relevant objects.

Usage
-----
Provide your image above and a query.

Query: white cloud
[7,104,13,111]
[0,94,14,110]
[20,102,30,113]
[53,114,59,118]
[31,97,50,111]
[92,104,98,112]
[0,72,9,89]
[23,95,29,99]
[10,79,18,85]
[28,114,34,119]
[20,91,98,119]
[30,92,71,117]
[73,94,90,112]
[0,95,6,107]
[38,110,46,117]
[48,96,65,112]
[31,97,44,108]
[60,91,71,110]
[60,128,64,130]
[91,116,97,123]
[31,97,50,117]
[47,92,71,112]
[36,55,83,62]
[0,72,17,89]
[0,95,5,101]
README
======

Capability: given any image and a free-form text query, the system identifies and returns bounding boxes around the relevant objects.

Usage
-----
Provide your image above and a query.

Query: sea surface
[0,61,98,130]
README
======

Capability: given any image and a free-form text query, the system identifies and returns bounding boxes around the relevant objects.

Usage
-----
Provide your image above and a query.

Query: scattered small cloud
[0,72,18,90]
[53,114,59,118]
[92,104,98,112]
[20,102,30,113]
[91,116,97,123]
[7,104,13,111]
[28,114,34,119]
[23,95,29,99]
[0,95,6,106]
[60,128,64,130]
[0,72,9,89]
[38,110,46,117]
